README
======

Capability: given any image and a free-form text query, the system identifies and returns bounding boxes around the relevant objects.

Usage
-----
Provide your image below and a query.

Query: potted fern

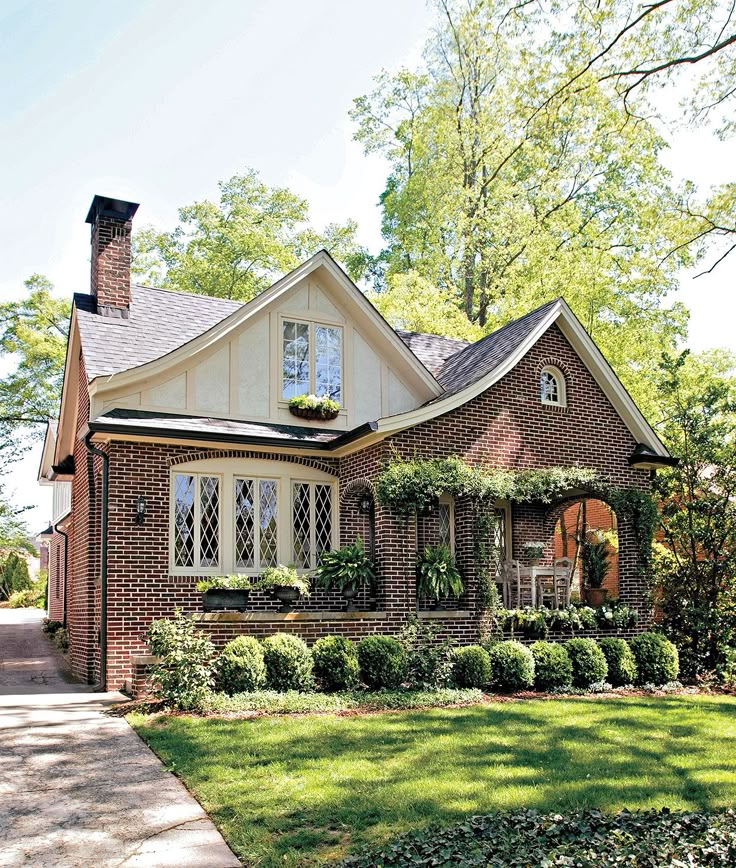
[416,544,464,609]
[253,564,311,612]
[196,574,252,612]
[314,537,376,610]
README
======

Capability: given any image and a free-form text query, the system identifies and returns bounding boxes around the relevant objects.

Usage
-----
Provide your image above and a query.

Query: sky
[2,0,735,531]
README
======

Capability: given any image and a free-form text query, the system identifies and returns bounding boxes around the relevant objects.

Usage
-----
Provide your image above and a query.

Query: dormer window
[540,366,566,407]
[282,320,342,403]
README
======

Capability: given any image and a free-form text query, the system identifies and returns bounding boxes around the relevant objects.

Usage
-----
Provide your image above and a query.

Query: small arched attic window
[540,365,566,407]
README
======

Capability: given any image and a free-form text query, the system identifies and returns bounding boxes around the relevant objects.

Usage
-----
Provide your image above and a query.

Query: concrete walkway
[0,608,240,867]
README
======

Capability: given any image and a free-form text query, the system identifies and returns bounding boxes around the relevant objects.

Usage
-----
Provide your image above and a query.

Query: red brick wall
[90,213,133,313]
[553,499,620,598]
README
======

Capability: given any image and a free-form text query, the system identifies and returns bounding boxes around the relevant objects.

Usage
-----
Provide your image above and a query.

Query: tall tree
[132,169,369,300]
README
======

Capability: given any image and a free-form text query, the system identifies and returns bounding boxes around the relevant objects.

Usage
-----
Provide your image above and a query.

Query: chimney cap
[85,195,139,226]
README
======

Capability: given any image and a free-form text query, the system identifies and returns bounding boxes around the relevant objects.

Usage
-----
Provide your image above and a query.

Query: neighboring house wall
[553,499,620,598]
[47,533,65,622]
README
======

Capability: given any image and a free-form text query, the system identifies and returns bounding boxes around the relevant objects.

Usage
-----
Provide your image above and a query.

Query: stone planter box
[202,588,250,612]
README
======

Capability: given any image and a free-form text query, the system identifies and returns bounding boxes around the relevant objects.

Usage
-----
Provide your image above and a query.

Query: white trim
[540,365,566,408]
[279,315,344,406]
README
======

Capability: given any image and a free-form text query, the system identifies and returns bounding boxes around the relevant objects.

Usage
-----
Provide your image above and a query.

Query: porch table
[517,565,568,608]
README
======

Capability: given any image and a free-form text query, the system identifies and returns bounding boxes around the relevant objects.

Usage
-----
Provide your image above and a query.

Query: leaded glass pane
[540,370,559,403]
[173,474,195,567]
[259,480,278,567]
[488,508,507,577]
[282,320,310,400]
[292,482,311,569]
[315,484,332,563]
[315,325,342,403]
[234,478,255,569]
[199,476,220,568]
[438,501,452,549]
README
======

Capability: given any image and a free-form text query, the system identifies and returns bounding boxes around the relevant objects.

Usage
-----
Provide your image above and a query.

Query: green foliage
[8,584,44,608]
[42,619,64,635]
[342,808,736,868]
[132,169,368,299]
[452,645,491,689]
[195,574,253,593]
[505,607,549,638]
[312,635,360,691]
[52,627,69,651]
[416,544,464,602]
[397,616,454,688]
[499,602,637,636]
[0,552,32,600]
[261,633,314,692]
[252,564,311,598]
[580,534,612,589]
[565,638,609,688]
[630,632,680,686]
[314,538,376,593]
[357,635,407,689]
[531,641,573,691]
[146,611,216,710]
[486,640,535,691]
[598,637,638,687]
[215,636,267,695]
[653,351,736,682]
[287,393,341,414]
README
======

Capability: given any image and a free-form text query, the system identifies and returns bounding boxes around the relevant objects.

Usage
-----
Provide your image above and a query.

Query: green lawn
[129,694,736,866]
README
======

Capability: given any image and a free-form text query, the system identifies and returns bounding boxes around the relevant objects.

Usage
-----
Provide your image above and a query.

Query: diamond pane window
[199,476,220,568]
[173,474,195,567]
[234,479,255,568]
[315,325,342,403]
[282,321,310,400]
[315,484,332,563]
[259,480,279,567]
[488,508,508,577]
[292,482,311,569]
[438,501,452,550]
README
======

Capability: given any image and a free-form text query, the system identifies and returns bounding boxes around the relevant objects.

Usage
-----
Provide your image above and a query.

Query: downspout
[85,432,108,692]
[53,522,69,627]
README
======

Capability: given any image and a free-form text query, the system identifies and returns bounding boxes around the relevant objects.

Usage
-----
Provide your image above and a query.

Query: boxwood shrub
[630,632,679,685]
[531,640,573,690]
[565,638,608,687]
[453,645,491,689]
[312,635,360,691]
[261,633,314,692]
[486,640,535,691]
[598,637,637,687]
[357,635,407,689]
[215,635,267,694]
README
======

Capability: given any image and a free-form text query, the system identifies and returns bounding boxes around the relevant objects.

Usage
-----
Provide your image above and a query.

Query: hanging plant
[288,394,340,421]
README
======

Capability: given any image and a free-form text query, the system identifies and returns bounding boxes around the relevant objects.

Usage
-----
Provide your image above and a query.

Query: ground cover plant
[130,693,736,866]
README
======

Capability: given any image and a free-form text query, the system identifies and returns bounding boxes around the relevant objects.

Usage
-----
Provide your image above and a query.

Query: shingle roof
[394,330,470,376]
[75,285,243,379]
[436,299,560,395]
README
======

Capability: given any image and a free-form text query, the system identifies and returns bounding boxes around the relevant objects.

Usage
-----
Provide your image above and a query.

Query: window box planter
[289,404,339,422]
[202,588,250,612]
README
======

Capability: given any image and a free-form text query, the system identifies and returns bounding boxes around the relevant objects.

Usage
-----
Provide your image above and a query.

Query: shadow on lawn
[135,695,736,866]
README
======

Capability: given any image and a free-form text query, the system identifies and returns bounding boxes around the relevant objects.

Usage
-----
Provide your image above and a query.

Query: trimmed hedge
[313,635,360,691]
[630,632,679,685]
[261,633,314,692]
[357,635,407,689]
[486,640,535,691]
[531,640,573,690]
[598,637,637,687]
[341,808,736,867]
[216,636,266,695]
[452,645,491,689]
[565,638,608,687]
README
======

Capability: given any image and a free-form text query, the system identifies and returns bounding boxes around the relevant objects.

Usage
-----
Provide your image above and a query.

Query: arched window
[540,366,566,407]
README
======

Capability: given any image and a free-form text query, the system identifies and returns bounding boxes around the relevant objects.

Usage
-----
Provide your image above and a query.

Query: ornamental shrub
[630,632,679,685]
[357,635,407,689]
[598,637,637,686]
[565,638,608,687]
[216,636,267,694]
[262,633,314,691]
[486,640,535,691]
[398,616,454,688]
[531,641,573,691]
[453,645,491,688]
[312,635,360,691]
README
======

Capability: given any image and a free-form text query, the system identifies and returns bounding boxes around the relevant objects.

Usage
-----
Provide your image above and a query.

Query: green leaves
[416,544,464,601]
[314,537,376,593]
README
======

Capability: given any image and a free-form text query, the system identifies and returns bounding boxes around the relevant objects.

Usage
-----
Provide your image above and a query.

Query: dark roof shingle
[394,330,470,376]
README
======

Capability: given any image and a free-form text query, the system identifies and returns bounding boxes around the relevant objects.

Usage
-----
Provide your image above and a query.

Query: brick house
[38,195,676,692]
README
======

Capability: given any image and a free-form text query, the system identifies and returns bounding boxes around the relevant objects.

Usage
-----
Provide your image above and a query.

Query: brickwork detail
[90,214,133,314]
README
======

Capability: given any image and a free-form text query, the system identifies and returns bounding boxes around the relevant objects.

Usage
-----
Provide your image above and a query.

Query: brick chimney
[85,195,139,318]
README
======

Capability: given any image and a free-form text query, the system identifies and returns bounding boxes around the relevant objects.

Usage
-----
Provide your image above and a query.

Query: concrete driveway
[0,608,240,867]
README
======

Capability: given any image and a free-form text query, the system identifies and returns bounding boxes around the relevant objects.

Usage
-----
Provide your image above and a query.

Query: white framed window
[438,495,455,553]
[172,472,222,572]
[281,318,343,403]
[170,458,337,576]
[292,481,334,569]
[540,365,566,407]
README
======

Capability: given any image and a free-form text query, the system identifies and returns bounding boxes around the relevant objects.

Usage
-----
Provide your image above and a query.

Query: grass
[129,693,736,866]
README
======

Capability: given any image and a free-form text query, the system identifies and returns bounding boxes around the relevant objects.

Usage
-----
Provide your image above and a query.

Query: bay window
[282,319,342,403]
[173,473,221,570]
[292,481,333,569]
